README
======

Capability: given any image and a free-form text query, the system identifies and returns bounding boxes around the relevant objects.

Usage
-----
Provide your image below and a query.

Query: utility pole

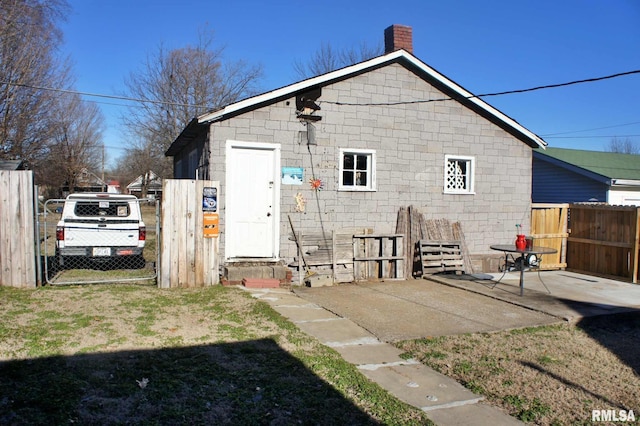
[102,143,106,192]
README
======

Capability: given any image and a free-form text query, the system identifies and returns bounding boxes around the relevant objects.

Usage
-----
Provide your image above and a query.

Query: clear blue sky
[60,0,640,166]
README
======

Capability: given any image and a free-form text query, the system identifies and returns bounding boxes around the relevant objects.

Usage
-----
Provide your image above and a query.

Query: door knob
[267,212,271,217]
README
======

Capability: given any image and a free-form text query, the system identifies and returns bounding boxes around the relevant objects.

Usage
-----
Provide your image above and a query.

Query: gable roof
[77,167,105,186]
[534,147,640,185]
[0,160,26,170]
[166,49,546,156]
[126,170,162,191]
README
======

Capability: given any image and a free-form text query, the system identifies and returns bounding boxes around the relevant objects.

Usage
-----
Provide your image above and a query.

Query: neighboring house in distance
[533,147,640,206]
[166,25,547,277]
[63,168,106,196]
[126,171,163,200]
[107,179,121,194]
[0,160,27,170]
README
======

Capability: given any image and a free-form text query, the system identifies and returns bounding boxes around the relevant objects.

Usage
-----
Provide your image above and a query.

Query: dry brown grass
[396,312,640,425]
[0,284,432,425]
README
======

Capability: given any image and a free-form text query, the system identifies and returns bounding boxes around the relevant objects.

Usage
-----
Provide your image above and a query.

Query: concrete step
[223,264,290,285]
[242,278,280,288]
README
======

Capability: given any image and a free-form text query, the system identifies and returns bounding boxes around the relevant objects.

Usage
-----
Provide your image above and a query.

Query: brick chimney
[384,24,413,54]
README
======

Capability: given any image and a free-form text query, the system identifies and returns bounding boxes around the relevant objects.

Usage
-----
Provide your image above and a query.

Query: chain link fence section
[40,197,159,285]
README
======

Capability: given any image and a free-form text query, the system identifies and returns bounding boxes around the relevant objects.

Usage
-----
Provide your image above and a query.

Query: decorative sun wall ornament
[309,177,324,191]
[294,192,306,212]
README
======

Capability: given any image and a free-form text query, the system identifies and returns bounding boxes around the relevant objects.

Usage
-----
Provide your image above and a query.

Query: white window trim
[444,154,476,194]
[338,148,376,191]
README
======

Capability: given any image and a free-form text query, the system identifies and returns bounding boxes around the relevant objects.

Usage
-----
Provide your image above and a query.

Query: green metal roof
[536,147,640,181]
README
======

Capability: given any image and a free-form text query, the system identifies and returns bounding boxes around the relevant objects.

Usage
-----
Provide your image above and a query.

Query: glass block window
[339,148,376,191]
[444,155,475,194]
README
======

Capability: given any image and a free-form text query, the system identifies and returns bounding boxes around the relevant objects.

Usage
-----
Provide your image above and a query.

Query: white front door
[225,141,280,259]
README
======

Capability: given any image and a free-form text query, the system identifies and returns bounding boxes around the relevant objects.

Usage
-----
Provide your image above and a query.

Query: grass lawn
[0,284,432,425]
[396,313,640,425]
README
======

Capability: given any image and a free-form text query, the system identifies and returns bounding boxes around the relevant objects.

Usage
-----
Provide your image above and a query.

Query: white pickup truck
[56,193,146,268]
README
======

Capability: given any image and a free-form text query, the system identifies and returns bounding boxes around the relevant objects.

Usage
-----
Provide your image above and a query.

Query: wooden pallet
[289,228,372,284]
[353,234,405,280]
[290,230,406,283]
[418,239,464,275]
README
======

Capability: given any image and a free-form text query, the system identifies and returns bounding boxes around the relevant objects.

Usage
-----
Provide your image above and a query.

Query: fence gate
[0,170,36,288]
[159,179,220,288]
[530,203,568,270]
[40,196,160,285]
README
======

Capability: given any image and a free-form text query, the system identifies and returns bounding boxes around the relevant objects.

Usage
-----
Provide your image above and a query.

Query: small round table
[490,245,558,296]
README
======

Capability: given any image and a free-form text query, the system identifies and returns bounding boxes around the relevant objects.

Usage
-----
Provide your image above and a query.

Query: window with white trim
[339,148,376,191]
[444,155,475,194]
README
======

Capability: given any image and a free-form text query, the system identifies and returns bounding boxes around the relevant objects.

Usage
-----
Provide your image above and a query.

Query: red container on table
[525,237,533,249]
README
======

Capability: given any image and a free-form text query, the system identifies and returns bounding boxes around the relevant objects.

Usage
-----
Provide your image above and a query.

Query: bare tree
[39,93,105,197]
[111,144,155,198]
[607,137,639,154]
[340,41,385,69]
[0,0,72,168]
[293,41,383,79]
[120,27,264,178]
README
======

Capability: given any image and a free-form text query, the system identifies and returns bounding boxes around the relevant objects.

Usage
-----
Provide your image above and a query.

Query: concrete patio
[243,271,640,425]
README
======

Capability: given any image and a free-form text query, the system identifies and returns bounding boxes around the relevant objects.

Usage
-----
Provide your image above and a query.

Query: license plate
[92,247,111,256]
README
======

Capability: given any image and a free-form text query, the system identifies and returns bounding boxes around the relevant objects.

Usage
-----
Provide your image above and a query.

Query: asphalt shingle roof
[0,160,26,170]
[537,147,640,181]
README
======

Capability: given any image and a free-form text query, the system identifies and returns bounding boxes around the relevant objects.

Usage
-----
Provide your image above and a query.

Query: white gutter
[612,179,640,187]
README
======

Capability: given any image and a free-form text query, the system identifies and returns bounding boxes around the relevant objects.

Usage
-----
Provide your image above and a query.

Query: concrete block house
[166,25,547,283]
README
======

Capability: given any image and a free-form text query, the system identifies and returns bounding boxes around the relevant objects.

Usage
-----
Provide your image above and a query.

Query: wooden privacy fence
[567,204,639,283]
[0,171,36,288]
[530,203,569,270]
[159,179,219,288]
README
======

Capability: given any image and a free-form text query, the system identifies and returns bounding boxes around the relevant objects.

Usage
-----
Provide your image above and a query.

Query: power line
[543,134,640,139]
[323,69,640,107]
[476,69,640,98]
[0,81,210,109]
[541,121,640,136]
[3,68,640,110]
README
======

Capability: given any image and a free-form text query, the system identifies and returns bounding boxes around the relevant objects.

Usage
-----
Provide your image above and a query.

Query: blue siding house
[532,148,640,205]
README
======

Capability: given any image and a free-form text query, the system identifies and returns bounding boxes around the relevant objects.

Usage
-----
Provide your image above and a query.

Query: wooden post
[332,230,337,284]
[632,207,639,284]
[298,231,304,286]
